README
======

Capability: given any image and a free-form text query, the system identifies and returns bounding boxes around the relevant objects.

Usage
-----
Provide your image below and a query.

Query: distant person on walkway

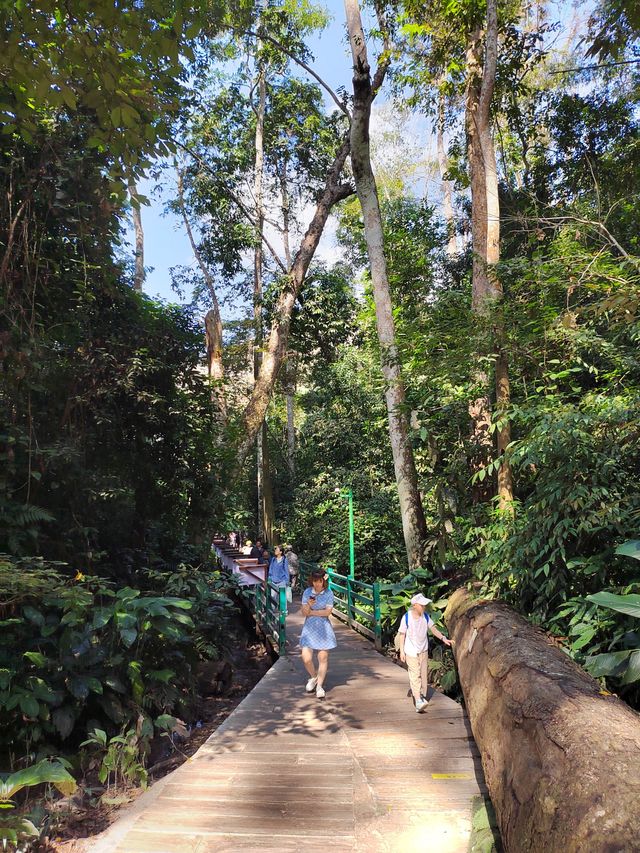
[268,544,290,587]
[251,540,265,562]
[255,539,270,564]
[284,544,299,591]
[228,531,238,548]
[241,540,253,555]
[397,593,452,713]
[300,569,336,699]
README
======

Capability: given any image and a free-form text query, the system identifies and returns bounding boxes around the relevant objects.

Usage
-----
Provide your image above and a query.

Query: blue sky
[124,0,583,305]
[124,0,354,304]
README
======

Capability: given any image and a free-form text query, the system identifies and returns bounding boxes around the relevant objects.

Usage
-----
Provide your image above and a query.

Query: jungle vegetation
[1,0,639,845]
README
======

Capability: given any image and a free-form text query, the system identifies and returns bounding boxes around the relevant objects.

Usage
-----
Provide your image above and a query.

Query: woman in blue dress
[299,569,336,699]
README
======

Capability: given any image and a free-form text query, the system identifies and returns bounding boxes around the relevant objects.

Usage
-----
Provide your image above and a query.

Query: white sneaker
[305,676,318,693]
[316,685,326,699]
[415,699,428,713]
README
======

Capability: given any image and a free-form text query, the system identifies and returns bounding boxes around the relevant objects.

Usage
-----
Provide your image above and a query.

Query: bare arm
[306,606,333,618]
[429,623,452,646]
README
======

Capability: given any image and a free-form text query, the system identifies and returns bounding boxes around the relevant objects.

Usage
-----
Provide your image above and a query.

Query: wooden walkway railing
[212,540,288,655]
[87,589,488,852]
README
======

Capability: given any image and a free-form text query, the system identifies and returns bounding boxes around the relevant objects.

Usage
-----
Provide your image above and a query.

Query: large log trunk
[444,589,640,852]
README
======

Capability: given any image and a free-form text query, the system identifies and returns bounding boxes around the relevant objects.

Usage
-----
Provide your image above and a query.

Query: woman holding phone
[299,569,336,699]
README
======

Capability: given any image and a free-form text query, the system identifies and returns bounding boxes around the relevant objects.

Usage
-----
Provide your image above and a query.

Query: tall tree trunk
[465,0,513,508]
[345,0,428,569]
[261,421,276,544]
[436,91,457,257]
[279,164,296,478]
[253,63,267,540]
[235,136,353,471]
[128,178,145,292]
[281,351,297,477]
[176,167,227,422]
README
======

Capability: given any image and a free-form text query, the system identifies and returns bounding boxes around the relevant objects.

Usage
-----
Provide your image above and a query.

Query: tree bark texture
[465,0,513,507]
[253,63,267,540]
[204,308,226,418]
[445,589,640,852]
[282,352,297,476]
[345,0,428,569]
[235,137,353,470]
[261,421,275,544]
[176,168,227,422]
[128,179,145,292]
[436,91,457,257]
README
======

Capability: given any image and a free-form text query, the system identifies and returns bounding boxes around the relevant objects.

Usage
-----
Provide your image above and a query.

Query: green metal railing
[299,559,383,650]
[328,569,382,650]
[212,543,287,656]
[239,580,287,657]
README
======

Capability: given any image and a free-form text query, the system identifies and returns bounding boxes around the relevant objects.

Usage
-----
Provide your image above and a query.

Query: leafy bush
[471,393,640,616]
[0,555,231,758]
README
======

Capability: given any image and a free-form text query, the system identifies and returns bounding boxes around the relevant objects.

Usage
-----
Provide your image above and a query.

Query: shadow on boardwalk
[87,599,487,853]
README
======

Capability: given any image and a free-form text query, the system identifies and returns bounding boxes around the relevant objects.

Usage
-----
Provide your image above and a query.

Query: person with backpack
[396,593,452,713]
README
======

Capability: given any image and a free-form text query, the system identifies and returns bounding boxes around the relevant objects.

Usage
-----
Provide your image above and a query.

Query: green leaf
[92,608,113,628]
[0,760,76,800]
[615,541,640,561]
[52,706,75,739]
[585,650,631,678]
[621,650,640,685]
[23,606,44,626]
[67,676,90,700]
[19,694,39,718]
[23,651,47,667]
[86,677,103,694]
[148,669,175,683]
[571,627,596,651]
[586,592,640,619]
[119,627,138,647]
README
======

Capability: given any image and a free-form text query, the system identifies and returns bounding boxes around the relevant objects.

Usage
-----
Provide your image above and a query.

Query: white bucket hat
[410,593,432,606]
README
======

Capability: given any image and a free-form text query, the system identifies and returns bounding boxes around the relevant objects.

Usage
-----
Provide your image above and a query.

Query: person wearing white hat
[396,593,452,713]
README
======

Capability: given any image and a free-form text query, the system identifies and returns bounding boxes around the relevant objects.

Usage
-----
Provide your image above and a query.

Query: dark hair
[310,569,328,591]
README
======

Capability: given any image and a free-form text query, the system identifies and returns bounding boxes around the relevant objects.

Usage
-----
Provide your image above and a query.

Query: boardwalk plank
[89,599,488,853]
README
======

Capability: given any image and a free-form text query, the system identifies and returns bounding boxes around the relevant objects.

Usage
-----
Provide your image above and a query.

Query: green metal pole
[373,581,382,651]
[278,585,287,656]
[348,488,355,580]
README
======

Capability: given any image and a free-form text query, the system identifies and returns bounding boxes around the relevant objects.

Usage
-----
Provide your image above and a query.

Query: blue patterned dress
[299,587,337,650]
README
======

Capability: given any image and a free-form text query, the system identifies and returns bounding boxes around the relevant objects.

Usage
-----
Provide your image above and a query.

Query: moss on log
[444,588,640,852]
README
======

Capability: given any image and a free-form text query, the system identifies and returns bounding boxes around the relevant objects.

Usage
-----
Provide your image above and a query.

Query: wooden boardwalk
[88,603,487,852]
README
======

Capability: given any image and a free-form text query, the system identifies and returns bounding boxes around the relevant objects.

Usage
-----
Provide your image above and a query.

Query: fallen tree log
[444,588,640,852]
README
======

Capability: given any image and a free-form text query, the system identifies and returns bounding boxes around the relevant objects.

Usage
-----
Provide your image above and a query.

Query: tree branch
[231,26,350,117]
[479,0,498,123]
[174,141,288,275]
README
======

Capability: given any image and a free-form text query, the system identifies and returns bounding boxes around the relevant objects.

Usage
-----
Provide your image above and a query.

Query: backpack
[393,611,432,653]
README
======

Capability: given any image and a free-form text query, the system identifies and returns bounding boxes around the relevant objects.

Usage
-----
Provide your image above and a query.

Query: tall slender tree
[345,0,428,568]
[465,0,513,507]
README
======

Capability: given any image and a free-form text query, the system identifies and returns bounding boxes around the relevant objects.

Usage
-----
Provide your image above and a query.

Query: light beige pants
[406,651,428,701]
